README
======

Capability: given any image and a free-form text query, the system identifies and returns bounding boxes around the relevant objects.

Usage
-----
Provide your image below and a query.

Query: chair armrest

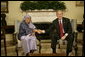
[13,32,18,37]
[13,32,19,44]
[73,30,78,37]
[82,30,84,32]
[13,32,17,34]
[74,30,78,33]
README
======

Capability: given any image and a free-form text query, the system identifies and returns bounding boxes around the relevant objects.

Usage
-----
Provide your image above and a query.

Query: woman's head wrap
[23,14,31,20]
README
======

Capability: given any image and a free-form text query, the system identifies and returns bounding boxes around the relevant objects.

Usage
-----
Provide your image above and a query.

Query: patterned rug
[29,53,66,56]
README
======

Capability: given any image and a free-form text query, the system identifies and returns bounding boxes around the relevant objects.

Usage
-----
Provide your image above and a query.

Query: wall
[5,1,84,25]
[63,1,84,24]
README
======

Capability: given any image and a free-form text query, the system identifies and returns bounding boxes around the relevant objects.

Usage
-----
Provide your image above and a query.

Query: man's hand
[61,35,66,40]
[41,30,45,33]
[61,33,68,40]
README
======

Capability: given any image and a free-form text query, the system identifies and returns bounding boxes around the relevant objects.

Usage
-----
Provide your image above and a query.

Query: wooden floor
[29,53,66,56]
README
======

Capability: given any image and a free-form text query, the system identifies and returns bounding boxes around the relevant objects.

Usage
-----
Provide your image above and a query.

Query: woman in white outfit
[18,15,44,56]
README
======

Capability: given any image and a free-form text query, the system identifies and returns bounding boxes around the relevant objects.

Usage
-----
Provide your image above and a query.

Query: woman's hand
[33,29,38,32]
[37,29,45,34]
[33,29,45,34]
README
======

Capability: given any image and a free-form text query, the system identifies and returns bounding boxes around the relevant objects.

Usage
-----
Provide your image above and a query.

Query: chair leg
[75,32,78,56]
[15,44,18,56]
[58,44,60,49]
[39,40,41,53]
[75,46,78,56]
[4,38,7,56]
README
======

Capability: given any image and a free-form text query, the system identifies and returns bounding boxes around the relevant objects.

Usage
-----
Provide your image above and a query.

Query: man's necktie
[59,20,64,38]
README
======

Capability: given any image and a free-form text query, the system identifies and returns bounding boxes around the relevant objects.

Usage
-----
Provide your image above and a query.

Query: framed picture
[76,1,84,6]
[1,1,8,13]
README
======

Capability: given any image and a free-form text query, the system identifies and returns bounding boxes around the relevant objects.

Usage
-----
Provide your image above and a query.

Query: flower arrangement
[20,1,66,11]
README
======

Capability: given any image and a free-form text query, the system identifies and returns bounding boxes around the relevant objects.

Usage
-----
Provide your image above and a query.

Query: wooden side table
[1,25,14,56]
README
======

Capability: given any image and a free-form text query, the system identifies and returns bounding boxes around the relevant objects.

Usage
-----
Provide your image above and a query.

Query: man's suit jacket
[46,17,73,48]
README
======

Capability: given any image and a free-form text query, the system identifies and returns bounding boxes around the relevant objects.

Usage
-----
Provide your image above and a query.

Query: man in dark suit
[45,10,74,56]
